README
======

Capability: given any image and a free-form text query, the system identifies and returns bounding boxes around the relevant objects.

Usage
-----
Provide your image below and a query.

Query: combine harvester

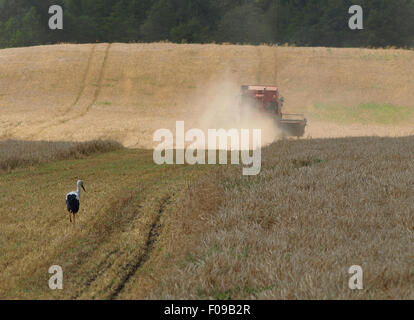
[240,85,307,137]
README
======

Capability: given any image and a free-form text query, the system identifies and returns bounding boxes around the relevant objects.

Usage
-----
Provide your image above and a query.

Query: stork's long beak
[82,185,86,192]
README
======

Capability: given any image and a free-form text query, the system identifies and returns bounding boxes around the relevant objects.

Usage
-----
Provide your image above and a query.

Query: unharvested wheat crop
[145,136,414,300]
[0,139,122,171]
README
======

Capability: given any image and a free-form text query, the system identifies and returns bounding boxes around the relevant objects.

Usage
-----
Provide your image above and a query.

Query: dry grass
[0,43,413,147]
[0,147,212,299]
[142,136,414,300]
[2,137,412,299]
[0,139,122,171]
[118,169,225,299]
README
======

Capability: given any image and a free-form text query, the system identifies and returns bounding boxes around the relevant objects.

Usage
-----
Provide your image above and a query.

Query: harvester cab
[240,85,307,137]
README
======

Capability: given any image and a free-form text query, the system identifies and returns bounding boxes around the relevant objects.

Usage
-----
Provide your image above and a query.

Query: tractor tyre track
[71,191,171,300]
[256,46,264,84]
[80,42,111,118]
[109,195,171,300]
[25,45,96,139]
[27,43,111,139]
[63,44,97,116]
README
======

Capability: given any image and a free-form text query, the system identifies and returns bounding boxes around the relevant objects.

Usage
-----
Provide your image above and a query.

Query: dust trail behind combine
[188,78,282,148]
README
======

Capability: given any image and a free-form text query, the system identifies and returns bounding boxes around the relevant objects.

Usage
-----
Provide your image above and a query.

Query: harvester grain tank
[240,85,307,137]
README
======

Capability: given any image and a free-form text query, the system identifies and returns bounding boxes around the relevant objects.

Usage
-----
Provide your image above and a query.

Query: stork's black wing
[66,194,80,214]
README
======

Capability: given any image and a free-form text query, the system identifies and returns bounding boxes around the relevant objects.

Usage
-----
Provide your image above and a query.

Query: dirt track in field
[0,43,413,147]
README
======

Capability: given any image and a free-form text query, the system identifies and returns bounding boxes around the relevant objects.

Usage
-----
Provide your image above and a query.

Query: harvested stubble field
[0,137,413,299]
[1,43,414,146]
[0,43,413,299]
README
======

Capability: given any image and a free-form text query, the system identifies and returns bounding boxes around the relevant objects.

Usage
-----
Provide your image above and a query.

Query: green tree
[0,6,44,48]
[216,2,272,44]
[0,0,413,49]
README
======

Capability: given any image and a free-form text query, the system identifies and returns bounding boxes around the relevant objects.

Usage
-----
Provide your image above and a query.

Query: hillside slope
[0,43,413,147]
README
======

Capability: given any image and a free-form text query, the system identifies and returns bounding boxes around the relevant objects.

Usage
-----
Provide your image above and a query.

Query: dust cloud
[186,77,282,149]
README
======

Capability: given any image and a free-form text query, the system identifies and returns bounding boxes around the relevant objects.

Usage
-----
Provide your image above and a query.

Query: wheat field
[0,43,413,299]
[1,43,414,147]
[144,137,414,300]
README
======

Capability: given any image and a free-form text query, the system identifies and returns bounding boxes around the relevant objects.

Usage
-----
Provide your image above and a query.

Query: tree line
[1,0,413,49]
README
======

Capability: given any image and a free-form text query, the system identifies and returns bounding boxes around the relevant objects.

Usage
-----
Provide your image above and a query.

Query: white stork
[66,180,86,224]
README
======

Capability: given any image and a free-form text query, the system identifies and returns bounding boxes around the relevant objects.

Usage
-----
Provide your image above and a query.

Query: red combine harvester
[240,85,307,137]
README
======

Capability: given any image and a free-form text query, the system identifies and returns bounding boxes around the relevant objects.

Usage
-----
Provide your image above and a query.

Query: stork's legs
[67,211,77,225]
